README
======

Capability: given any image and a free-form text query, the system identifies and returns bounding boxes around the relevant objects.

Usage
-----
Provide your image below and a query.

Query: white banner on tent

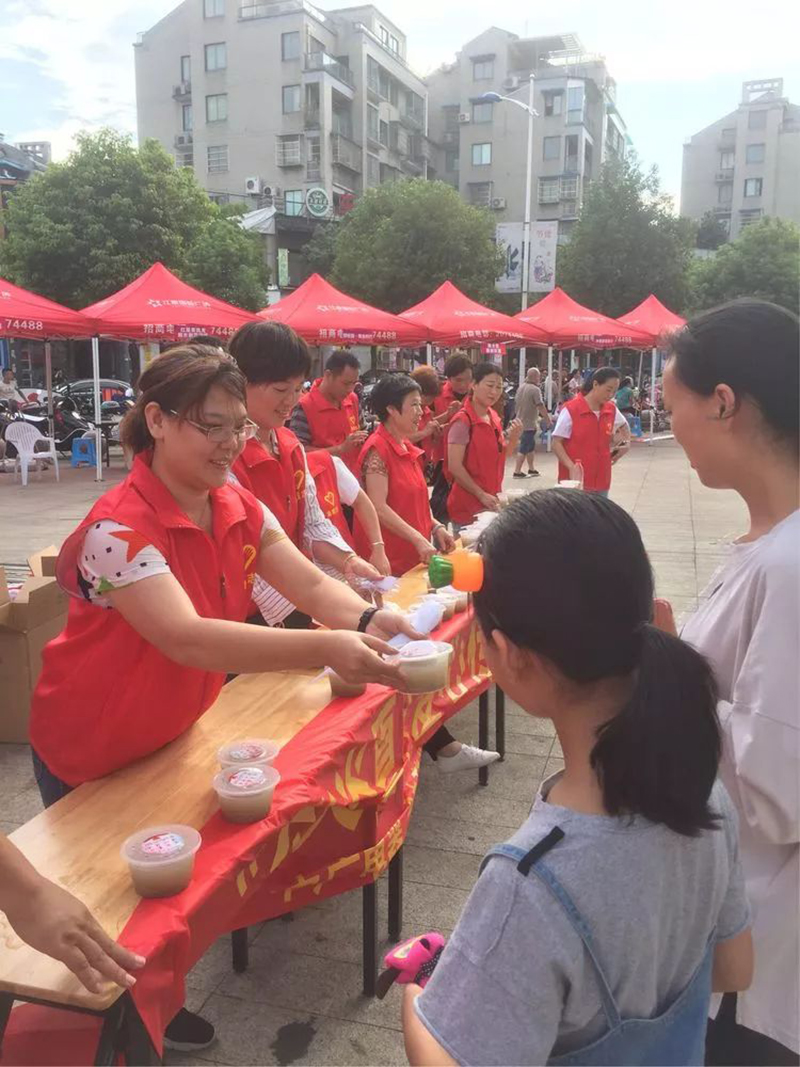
[529,222,557,293]
[495,223,524,293]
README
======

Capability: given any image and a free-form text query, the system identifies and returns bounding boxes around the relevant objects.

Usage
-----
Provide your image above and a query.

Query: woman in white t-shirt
[661,299,799,1066]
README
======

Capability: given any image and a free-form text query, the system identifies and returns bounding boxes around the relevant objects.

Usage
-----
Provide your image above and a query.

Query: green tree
[303,220,342,278]
[687,217,799,315]
[695,211,729,250]
[557,154,696,316]
[0,129,267,310]
[324,179,505,312]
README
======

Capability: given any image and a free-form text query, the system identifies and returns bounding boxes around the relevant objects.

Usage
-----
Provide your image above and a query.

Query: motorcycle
[0,396,94,458]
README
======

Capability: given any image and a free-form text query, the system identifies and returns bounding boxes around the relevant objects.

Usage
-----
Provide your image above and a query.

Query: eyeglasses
[169,411,259,444]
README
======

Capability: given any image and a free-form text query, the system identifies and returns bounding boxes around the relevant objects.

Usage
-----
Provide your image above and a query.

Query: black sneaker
[512,472,528,478]
[528,470,541,477]
[163,1008,216,1052]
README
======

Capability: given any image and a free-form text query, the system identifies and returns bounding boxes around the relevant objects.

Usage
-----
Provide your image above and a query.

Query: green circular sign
[306,187,331,218]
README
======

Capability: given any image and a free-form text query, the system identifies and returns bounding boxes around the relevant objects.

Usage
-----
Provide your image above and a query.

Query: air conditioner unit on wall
[502,76,519,91]
[245,176,262,195]
[458,112,471,124]
[491,197,507,210]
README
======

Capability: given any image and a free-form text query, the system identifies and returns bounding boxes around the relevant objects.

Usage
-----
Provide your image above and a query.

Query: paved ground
[0,439,747,1065]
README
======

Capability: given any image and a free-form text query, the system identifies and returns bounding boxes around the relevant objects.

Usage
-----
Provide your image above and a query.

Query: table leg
[231,927,249,973]
[495,685,506,761]
[0,992,13,1056]
[388,847,404,943]
[479,690,490,787]
[119,993,162,1066]
[94,999,126,1067]
[362,880,378,997]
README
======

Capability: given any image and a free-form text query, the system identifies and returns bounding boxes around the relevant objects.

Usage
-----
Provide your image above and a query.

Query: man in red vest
[290,350,366,473]
[551,367,631,495]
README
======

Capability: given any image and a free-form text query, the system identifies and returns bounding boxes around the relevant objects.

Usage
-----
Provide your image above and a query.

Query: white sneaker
[436,744,501,774]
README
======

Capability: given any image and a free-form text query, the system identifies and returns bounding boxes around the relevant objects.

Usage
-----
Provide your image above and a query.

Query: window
[275,135,302,166]
[284,190,304,217]
[282,84,301,113]
[744,177,763,197]
[379,25,390,46]
[207,145,228,172]
[748,110,767,130]
[468,181,492,207]
[472,101,493,123]
[180,55,191,82]
[472,58,494,81]
[718,182,733,204]
[719,150,735,170]
[445,149,459,173]
[182,104,193,131]
[471,142,491,166]
[538,177,559,203]
[281,31,300,60]
[560,175,578,199]
[378,67,391,100]
[566,85,584,124]
[543,91,563,117]
[389,35,399,54]
[379,120,389,147]
[206,93,227,122]
[367,153,380,187]
[306,137,321,180]
[543,135,561,161]
[204,0,224,16]
[746,143,765,164]
[367,104,379,142]
[205,43,226,71]
[565,134,579,171]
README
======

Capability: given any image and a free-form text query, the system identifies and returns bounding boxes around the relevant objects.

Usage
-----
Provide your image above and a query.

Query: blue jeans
[518,429,537,455]
[32,750,73,809]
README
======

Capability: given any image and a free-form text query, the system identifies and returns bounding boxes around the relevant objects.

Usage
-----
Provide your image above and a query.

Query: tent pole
[92,336,103,482]
[426,343,432,368]
[557,349,563,403]
[518,347,526,389]
[44,342,54,440]
[546,346,554,411]
[650,345,657,445]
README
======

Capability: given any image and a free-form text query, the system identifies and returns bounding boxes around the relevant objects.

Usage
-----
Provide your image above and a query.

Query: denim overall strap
[480,836,622,1030]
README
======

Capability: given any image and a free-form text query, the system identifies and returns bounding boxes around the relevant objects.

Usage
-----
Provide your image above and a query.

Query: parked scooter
[0,396,94,457]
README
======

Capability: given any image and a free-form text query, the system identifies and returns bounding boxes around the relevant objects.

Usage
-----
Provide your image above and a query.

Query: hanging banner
[495,222,524,293]
[529,222,558,293]
[277,248,290,288]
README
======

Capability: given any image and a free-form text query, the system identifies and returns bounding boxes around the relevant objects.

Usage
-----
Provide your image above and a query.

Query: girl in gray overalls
[403,490,753,1066]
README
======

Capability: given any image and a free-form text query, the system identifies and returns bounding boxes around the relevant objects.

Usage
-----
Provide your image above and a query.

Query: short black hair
[583,366,621,393]
[370,373,420,423]
[473,361,504,384]
[474,490,721,837]
[444,354,472,379]
[228,321,310,384]
[186,335,227,348]
[325,350,361,375]
[667,299,799,453]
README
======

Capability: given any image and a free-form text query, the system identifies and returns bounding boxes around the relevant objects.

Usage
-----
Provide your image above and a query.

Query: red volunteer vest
[557,394,615,491]
[299,380,361,473]
[431,380,465,463]
[446,398,506,525]
[418,405,436,464]
[306,450,355,549]
[354,425,432,577]
[232,428,307,548]
[29,453,264,786]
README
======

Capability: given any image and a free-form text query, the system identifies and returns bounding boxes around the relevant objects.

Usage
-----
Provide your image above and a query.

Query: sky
[2,0,799,210]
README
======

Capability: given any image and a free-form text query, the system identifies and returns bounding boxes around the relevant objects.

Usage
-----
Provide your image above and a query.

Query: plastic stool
[630,416,643,438]
[71,437,97,467]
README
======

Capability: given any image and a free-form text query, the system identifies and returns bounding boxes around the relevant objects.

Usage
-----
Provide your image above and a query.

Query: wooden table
[0,566,498,1064]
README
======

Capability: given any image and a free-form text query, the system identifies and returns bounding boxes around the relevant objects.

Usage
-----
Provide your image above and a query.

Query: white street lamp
[479,76,537,388]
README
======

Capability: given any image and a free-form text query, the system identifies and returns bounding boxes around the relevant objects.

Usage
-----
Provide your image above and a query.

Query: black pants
[706,994,799,1066]
[423,726,456,759]
[32,750,73,809]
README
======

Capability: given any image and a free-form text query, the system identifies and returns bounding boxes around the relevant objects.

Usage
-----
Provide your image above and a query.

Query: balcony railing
[275,139,303,167]
[172,82,191,100]
[442,130,459,146]
[331,133,362,173]
[307,161,322,181]
[304,106,320,129]
[714,168,734,181]
[304,52,355,90]
[174,133,194,148]
[398,106,424,132]
[239,2,329,24]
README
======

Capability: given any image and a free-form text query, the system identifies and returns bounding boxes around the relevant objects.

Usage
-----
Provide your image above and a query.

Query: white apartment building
[681,78,800,239]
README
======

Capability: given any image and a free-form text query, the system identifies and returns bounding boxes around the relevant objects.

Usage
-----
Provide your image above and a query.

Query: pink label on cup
[229,767,267,790]
[228,742,266,762]
[141,832,184,857]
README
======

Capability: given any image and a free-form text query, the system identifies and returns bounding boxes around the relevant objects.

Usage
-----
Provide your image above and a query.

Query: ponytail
[590,625,721,837]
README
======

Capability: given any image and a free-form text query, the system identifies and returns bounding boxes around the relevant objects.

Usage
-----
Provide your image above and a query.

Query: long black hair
[667,299,799,454]
[473,490,721,837]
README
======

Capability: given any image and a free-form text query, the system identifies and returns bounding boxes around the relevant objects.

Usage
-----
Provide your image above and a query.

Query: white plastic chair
[5,422,60,486]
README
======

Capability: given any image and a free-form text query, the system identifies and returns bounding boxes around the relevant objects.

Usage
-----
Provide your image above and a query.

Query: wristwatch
[357,607,380,633]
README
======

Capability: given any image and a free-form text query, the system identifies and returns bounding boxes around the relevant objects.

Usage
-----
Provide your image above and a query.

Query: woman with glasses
[446,362,522,531]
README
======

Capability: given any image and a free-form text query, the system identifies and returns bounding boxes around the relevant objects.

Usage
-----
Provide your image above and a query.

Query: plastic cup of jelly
[214,765,281,824]
[217,738,280,771]
[389,639,454,694]
[121,824,201,898]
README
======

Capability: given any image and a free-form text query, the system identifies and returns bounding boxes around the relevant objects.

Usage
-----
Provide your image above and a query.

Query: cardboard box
[0,547,66,743]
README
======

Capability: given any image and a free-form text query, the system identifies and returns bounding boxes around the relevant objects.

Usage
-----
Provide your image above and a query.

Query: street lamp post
[480,75,537,389]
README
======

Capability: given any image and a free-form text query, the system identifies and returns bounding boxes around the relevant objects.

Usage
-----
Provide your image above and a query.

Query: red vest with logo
[299,380,361,473]
[557,394,615,491]
[29,454,264,786]
[446,398,506,525]
[232,428,306,548]
[306,450,355,549]
[431,380,465,463]
[354,425,432,577]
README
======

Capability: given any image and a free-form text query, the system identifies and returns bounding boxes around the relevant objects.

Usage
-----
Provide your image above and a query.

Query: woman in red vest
[228,323,386,618]
[289,350,365,473]
[409,365,459,475]
[447,362,522,529]
[355,372,500,775]
[551,367,631,495]
[429,354,472,522]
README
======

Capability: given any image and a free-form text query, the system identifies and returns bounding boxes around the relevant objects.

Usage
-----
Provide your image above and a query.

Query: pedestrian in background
[513,367,551,479]
[551,367,631,495]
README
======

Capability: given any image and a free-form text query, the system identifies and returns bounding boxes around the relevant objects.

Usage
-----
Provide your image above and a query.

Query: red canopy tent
[515,287,650,349]
[616,294,686,347]
[259,273,426,346]
[0,278,93,340]
[81,262,258,343]
[400,280,547,351]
